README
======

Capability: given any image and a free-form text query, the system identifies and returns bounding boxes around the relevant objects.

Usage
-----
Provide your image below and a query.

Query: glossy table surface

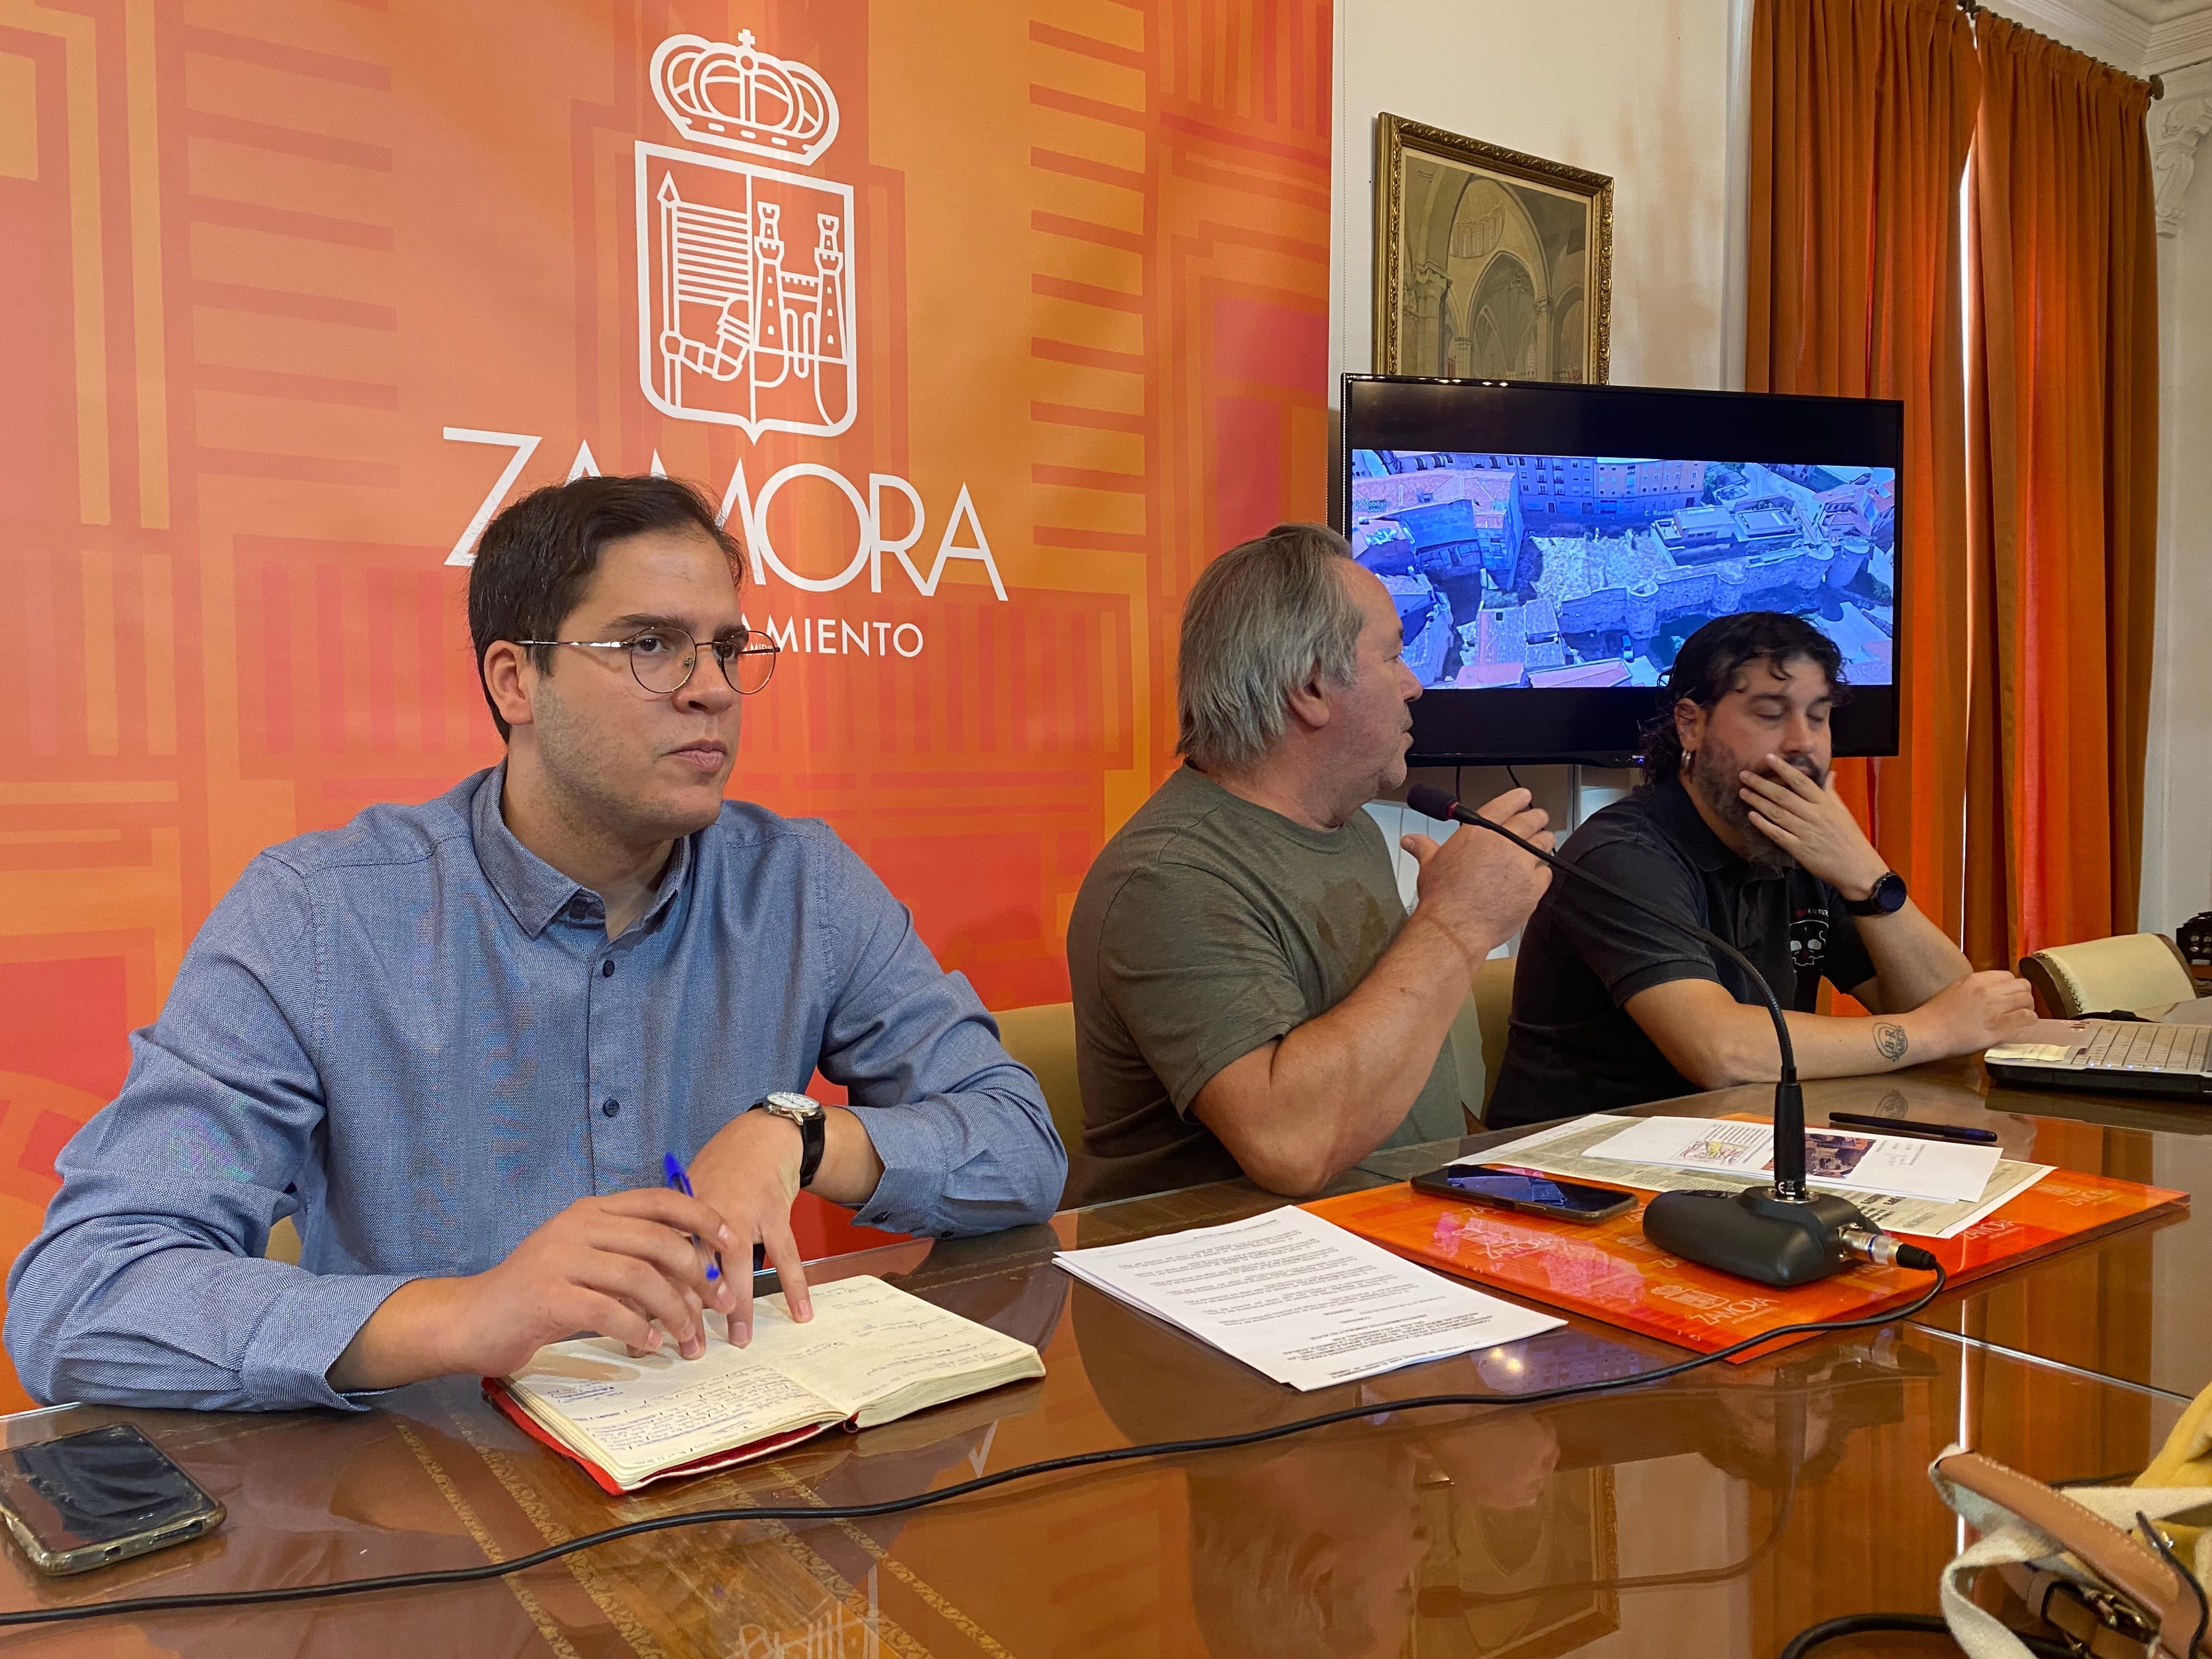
[2,1064,2202,1658]
[1367,1056,2212,1405]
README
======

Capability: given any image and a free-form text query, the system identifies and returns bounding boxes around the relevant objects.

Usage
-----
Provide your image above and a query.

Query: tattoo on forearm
[1874,1022,1909,1062]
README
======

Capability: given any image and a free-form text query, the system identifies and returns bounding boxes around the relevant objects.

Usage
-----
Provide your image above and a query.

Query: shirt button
[568,899,590,920]
[602,1098,620,1118]
[601,959,615,978]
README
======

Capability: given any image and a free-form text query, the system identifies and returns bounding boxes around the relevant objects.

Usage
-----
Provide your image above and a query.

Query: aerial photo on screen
[1347,449,1897,691]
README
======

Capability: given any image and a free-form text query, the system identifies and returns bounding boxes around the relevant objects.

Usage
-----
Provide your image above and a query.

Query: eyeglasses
[515,626,781,696]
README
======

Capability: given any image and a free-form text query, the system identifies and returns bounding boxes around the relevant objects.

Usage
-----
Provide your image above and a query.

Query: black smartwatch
[751,1092,827,1187]
[1844,871,1909,918]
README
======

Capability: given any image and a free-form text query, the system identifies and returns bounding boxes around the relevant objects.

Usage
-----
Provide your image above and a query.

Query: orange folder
[1303,1163,2186,1362]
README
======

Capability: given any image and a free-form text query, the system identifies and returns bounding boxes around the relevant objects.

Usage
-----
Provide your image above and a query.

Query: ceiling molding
[2147,8,2212,75]
[1984,0,2212,74]
[1987,0,2154,69]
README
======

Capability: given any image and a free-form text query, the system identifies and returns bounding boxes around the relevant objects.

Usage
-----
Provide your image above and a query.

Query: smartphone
[0,1424,224,1576]
[1412,1164,1635,1223]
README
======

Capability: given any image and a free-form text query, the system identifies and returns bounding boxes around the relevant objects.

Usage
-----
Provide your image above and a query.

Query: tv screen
[1340,376,1903,764]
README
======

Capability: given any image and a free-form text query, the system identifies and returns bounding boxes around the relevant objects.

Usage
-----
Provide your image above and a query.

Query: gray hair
[1176,523,1364,772]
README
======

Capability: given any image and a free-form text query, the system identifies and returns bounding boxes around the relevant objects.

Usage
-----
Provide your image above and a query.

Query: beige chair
[266,1216,302,1264]
[1448,955,1517,1125]
[2018,933,2196,1018]
[995,1001,1085,1154]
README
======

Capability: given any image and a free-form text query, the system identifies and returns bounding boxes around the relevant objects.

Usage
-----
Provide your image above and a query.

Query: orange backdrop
[0,0,1331,1404]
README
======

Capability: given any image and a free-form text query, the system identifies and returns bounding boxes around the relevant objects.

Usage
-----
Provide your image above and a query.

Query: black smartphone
[1412,1164,1636,1223]
[0,1423,224,1576]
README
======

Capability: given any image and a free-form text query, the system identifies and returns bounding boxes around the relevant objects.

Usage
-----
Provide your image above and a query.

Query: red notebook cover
[483,1378,840,1495]
[1303,1162,2186,1362]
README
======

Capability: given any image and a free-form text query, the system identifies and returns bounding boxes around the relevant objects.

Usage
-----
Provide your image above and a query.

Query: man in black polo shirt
[1487,612,2035,1129]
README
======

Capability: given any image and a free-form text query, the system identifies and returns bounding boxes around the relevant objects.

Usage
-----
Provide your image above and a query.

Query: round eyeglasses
[516,626,781,696]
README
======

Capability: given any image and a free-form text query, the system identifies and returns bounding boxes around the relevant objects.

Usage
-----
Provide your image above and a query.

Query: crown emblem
[650,32,839,166]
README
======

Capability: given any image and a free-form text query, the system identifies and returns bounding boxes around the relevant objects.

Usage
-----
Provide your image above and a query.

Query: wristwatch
[751,1092,827,1188]
[1844,871,1910,918]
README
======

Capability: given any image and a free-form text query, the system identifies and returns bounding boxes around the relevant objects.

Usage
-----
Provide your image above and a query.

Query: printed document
[1053,1205,1563,1390]
[1476,1115,2046,1239]
[1583,1115,2001,1203]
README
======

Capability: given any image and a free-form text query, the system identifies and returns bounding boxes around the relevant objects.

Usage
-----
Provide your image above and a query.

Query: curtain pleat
[1746,0,1980,941]
[1962,13,2160,968]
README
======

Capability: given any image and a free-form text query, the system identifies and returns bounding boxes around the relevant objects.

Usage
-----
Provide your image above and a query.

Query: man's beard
[1686,743,1820,871]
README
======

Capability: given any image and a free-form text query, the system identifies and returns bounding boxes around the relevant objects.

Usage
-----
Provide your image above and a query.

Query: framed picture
[1374,114,1613,384]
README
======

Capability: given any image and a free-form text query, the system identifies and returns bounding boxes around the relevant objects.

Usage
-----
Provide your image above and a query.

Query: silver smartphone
[0,1423,224,1576]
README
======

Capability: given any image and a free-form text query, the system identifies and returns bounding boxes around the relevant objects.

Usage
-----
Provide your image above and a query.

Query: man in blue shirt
[6,475,1065,1412]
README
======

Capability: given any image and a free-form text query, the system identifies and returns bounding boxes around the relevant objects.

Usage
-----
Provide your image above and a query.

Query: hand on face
[1401,787,1553,962]
[1736,754,1889,898]
[685,1108,816,1345]
[440,1189,740,1376]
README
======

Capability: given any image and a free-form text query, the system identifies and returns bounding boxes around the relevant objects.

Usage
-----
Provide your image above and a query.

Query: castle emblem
[636,32,855,439]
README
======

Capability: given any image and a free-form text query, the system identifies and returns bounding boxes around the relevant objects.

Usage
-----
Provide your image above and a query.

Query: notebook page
[728,1276,1045,1421]
[503,1337,843,1479]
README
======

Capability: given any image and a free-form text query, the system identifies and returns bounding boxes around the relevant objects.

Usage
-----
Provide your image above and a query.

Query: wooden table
[0,1067,2200,1658]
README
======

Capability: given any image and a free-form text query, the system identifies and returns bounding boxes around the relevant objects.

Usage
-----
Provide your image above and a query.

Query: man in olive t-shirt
[1066,523,1552,1206]
[1069,765,1465,1201]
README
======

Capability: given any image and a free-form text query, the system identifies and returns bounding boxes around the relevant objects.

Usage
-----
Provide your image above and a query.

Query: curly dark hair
[1638,612,1847,784]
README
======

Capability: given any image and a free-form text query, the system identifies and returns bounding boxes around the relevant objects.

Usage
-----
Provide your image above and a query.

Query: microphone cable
[0,1262,1944,1630]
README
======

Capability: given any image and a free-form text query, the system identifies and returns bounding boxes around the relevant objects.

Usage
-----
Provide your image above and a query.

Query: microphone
[1404,783,1938,1287]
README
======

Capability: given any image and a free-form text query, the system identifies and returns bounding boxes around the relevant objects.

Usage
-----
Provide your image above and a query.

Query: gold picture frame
[1374,114,1613,384]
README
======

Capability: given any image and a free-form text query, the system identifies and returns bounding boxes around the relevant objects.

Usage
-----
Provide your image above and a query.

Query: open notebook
[486,1276,1046,1493]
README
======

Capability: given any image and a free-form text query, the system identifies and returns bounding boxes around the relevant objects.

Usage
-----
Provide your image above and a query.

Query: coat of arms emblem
[635,32,856,439]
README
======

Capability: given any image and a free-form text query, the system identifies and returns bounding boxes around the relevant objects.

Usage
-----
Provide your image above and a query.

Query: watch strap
[1844,871,1908,917]
[754,1094,827,1188]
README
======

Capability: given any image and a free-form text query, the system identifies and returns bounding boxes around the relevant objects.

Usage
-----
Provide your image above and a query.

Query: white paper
[1584,1114,2001,1204]
[1053,1206,1563,1391]
[1476,1114,2050,1240]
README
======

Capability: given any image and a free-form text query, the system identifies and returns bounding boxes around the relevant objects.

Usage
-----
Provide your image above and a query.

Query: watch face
[764,1091,823,1120]
[1874,872,1908,913]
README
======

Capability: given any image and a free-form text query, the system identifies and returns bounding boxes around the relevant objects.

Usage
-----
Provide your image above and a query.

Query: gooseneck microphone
[1403,783,1939,1288]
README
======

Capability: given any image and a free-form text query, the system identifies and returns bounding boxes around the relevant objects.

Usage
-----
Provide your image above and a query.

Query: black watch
[1844,871,1909,917]
[751,1092,827,1187]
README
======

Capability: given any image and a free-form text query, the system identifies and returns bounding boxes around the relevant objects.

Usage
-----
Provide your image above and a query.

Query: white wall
[1333,1,2212,947]
[2140,61,2212,939]
[1329,0,1741,398]
[1335,0,1743,919]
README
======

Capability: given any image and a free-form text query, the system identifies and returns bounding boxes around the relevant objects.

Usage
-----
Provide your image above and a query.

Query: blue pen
[663,1152,768,1277]
[662,1151,726,1282]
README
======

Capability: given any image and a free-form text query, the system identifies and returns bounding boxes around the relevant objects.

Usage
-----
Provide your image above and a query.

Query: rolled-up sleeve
[4,856,416,1412]
[811,839,1067,1234]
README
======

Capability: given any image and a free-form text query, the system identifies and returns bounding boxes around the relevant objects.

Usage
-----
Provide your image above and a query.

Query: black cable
[1406,783,1796,1090]
[1773,1499,2208,1658]
[1505,761,1525,794]
[1407,783,1812,1194]
[1775,1611,2074,1659]
[0,1264,1946,1630]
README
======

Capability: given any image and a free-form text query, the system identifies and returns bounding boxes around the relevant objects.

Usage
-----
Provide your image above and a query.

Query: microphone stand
[1404,783,1925,1289]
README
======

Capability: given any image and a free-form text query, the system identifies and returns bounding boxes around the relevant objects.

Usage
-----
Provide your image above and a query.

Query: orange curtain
[1746,0,1982,940]
[1963,14,2160,969]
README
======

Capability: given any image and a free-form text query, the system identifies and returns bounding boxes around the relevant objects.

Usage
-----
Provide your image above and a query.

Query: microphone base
[1642,1187,1876,1288]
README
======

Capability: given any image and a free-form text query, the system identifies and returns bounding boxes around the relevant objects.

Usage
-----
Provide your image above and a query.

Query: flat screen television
[1339,375,1903,765]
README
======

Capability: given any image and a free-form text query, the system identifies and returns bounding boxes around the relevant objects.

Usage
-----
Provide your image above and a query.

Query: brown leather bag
[1930,1403,2212,1659]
